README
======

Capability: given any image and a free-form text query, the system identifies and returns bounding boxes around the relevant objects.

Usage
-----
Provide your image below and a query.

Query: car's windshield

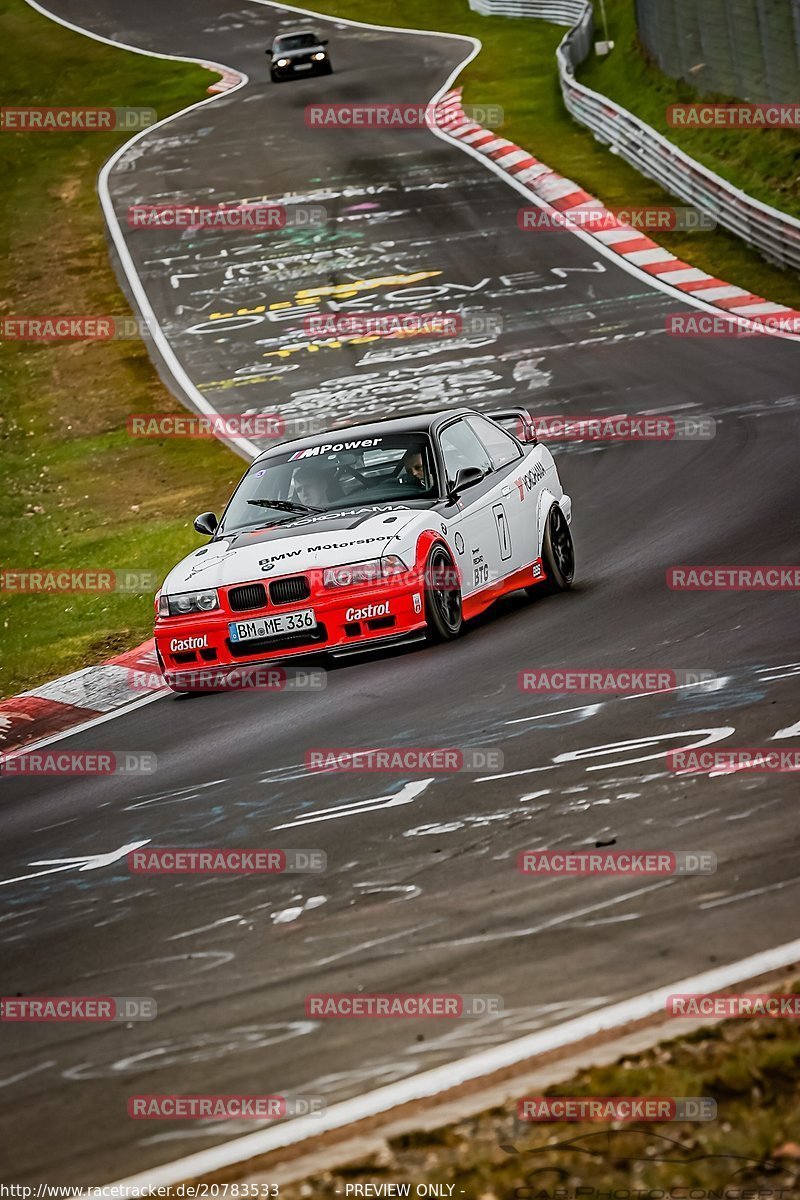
[218,434,439,534]
[274,32,319,50]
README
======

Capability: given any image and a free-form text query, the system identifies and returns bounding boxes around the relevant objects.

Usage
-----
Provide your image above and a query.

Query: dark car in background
[267,29,332,81]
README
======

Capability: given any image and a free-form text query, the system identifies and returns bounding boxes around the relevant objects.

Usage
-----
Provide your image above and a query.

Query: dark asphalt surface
[3,0,800,1185]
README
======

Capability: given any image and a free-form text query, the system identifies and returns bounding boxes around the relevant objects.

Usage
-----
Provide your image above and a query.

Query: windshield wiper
[246,498,323,515]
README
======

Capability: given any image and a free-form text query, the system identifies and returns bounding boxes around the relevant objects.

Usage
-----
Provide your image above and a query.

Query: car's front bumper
[155,576,427,689]
[271,58,328,76]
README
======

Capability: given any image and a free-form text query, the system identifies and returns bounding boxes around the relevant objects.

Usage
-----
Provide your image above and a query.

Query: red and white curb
[434,88,800,332]
[203,63,245,93]
[0,641,167,757]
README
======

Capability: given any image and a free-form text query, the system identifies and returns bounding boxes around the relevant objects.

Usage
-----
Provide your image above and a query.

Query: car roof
[273,28,320,40]
[254,408,475,463]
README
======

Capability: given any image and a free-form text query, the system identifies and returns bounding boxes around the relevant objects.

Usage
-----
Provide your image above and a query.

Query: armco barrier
[468,0,800,272]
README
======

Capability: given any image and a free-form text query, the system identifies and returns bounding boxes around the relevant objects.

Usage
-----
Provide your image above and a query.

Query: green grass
[579,0,800,220]
[0,0,242,698]
[278,980,800,1196]
[304,0,800,309]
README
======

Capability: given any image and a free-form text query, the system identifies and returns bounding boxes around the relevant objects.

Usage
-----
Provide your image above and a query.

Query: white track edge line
[428,117,800,343]
[245,0,800,341]
[1,691,168,762]
[13,0,480,748]
[23,0,262,460]
[109,936,800,1189]
[16,5,800,1187]
[18,0,796,751]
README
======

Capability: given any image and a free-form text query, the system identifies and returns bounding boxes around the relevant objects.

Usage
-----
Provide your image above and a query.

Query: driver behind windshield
[399,447,430,490]
[292,462,339,508]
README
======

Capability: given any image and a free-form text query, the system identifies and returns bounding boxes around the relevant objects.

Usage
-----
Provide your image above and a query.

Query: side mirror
[320,38,329,45]
[193,512,218,536]
[265,48,273,57]
[450,466,485,497]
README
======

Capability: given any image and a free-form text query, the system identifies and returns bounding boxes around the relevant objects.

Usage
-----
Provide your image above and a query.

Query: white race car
[154,408,574,689]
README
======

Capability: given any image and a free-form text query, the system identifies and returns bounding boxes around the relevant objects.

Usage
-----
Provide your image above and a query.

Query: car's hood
[162,505,425,594]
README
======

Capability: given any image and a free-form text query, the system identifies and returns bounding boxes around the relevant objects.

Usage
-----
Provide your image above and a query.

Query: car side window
[467,415,523,470]
[439,420,493,488]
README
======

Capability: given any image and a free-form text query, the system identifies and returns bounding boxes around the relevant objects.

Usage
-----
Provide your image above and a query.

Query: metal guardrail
[558,4,800,272]
[469,0,800,272]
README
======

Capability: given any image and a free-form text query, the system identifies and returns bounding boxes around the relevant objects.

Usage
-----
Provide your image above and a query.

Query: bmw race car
[154,409,575,691]
[267,29,332,81]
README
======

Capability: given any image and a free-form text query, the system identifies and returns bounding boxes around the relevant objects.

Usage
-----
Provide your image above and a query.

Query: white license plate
[295,62,313,70]
[229,608,316,642]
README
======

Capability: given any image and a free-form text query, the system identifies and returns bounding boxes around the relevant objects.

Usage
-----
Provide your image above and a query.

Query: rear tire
[424,543,463,642]
[529,503,574,596]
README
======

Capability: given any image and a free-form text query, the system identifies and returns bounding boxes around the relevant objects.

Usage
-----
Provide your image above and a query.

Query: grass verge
[0,0,242,699]
[281,981,800,1195]
[579,0,800,221]
[306,0,800,310]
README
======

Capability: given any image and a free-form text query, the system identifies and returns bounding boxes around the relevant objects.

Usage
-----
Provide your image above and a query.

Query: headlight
[323,556,407,588]
[312,51,326,60]
[276,57,290,66]
[159,589,219,617]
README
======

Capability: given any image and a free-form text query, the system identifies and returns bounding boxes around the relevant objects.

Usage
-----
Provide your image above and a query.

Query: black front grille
[269,575,310,605]
[226,623,327,657]
[228,583,268,612]
[367,616,395,631]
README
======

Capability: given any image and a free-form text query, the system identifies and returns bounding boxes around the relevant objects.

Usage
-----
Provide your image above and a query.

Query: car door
[464,413,540,575]
[437,417,507,597]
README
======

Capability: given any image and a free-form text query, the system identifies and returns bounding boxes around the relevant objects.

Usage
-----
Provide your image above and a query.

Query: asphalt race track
[3,0,800,1184]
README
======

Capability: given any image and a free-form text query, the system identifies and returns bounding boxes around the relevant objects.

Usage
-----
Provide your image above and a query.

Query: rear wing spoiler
[487,407,538,445]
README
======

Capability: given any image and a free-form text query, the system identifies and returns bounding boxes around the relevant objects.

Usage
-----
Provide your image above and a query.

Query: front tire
[529,503,574,596]
[424,543,463,642]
